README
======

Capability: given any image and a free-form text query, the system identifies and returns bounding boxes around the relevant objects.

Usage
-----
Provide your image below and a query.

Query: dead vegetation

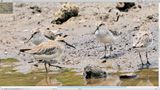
[51,3,79,24]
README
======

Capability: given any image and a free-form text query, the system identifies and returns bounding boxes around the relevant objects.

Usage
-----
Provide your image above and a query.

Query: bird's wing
[27,41,57,55]
[44,30,56,40]
[108,29,117,36]
[135,33,152,47]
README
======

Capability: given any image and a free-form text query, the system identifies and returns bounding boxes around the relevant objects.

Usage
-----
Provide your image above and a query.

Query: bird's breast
[31,36,46,45]
[95,33,113,44]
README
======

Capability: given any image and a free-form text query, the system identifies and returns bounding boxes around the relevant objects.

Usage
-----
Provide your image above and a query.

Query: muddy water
[0,58,158,86]
[29,68,158,86]
[86,69,158,86]
[0,68,158,86]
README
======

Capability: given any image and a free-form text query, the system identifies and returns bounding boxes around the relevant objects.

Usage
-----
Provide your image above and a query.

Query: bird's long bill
[93,27,99,34]
[65,42,76,49]
[25,34,34,43]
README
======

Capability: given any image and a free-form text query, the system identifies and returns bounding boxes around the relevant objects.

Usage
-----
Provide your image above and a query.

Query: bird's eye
[59,40,65,42]
[46,28,50,30]
[33,32,38,35]
[140,45,144,47]
[132,34,135,37]
[63,35,68,38]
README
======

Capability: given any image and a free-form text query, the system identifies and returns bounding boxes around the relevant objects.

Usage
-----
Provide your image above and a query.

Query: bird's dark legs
[48,63,51,67]
[48,61,63,69]
[145,52,151,68]
[109,45,112,57]
[101,45,107,59]
[138,52,145,69]
[101,45,113,59]
[44,61,48,73]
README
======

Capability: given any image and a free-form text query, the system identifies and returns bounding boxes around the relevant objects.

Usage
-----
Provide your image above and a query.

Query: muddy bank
[0,2,158,75]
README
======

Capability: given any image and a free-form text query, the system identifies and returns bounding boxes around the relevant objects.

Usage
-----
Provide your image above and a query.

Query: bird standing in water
[20,34,75,73]
[132,23,153,69]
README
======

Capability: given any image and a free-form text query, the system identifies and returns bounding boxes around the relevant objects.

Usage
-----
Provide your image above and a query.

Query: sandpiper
[20,34,75,73]
[25,28,59,45]
[132,23,153,69]
[94,22,118,59]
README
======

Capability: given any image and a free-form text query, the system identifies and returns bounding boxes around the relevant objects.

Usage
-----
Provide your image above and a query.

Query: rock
[29,5,42,14]
[147,14,158,22]
[51,3,79,24]
[116,2,136,12]
[120,73,137,79]
[83,65,107,79]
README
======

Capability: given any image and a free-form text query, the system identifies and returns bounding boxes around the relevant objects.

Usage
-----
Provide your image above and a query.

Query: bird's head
[55,34,76,49]
[25,28,41,43]
[97,22,105,27]
[93,22,106,34]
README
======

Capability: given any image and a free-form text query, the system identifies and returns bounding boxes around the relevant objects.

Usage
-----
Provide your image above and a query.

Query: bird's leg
[48,62,52,67]
[44,61,48,73]
[101,45,107,59]
[109,45,112,57]
[145,51,151,68]
[138,52,145,69]
[104,45,107,57]
[48,63,51,67]
[48,63,63,69]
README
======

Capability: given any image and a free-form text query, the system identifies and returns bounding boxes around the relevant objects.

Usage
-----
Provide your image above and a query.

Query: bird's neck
[57,41,66,48]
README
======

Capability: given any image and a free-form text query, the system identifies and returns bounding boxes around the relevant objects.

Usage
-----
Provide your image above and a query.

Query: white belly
[31,36,46,45]
[96,35,113,44]
[34,54,55,61]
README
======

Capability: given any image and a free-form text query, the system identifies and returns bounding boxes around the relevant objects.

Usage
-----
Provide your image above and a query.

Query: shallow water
[0,58,158,86]
[86,69,158,86]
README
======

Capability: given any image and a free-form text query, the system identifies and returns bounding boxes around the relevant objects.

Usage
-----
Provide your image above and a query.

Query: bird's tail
[20,49,31,52]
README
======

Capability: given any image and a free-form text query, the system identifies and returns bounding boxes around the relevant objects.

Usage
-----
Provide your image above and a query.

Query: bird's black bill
[93,27,99,34]
[25,32,37,43]
[20,49,31,52]
[25,37,32,43]
[65,42,76,49]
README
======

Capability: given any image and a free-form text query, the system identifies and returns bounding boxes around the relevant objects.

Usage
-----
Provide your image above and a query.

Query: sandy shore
[0,2,158,73]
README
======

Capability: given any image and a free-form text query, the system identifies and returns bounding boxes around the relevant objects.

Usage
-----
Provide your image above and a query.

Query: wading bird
[20,34,75,73]
[94,22,119,59]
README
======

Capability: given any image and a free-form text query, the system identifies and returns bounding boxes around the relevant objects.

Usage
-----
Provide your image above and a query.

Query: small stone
[116,2,136,12]
[120,73,137,79]
[83,64,107,79]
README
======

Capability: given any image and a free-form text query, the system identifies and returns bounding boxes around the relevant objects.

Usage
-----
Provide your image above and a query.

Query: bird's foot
[49,64,63,69]
[138,64,145,70]
[138,63,151,70]
[100,55,110,59]
[34,64,38,67]
[146,62,151,69]
[28,61,34,63]
[101,60,106,63]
